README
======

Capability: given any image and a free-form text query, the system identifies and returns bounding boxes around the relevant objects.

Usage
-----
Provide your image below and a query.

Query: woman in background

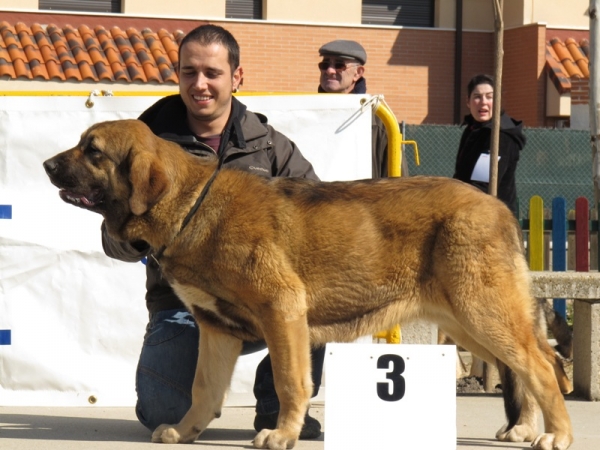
[453,74,526,216]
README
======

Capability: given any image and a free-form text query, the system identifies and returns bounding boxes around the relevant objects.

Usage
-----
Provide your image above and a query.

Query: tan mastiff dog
[43,119,573,450]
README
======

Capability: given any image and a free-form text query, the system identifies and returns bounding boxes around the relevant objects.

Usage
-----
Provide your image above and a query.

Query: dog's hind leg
[440,322,538,442]
[151,327,243,444]
[463,318,573,450]
[494,360,538,442]
[506,342,573,450]
[450,304,573,450]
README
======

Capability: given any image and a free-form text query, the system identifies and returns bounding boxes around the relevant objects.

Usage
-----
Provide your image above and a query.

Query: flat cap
[319,40,367,65]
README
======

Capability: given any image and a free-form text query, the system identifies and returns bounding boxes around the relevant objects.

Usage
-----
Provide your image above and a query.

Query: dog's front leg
[253,313,313,450]
[151,327,242,444]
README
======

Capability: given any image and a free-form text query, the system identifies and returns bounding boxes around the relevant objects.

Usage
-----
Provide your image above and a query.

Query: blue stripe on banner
[0,205,12,219]
[0,330,11,345]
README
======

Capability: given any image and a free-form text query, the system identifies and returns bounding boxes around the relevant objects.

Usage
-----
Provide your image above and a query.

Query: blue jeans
[135,308,325,431]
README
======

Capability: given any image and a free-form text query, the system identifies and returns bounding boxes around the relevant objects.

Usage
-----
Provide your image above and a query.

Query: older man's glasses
[318,59,359,72]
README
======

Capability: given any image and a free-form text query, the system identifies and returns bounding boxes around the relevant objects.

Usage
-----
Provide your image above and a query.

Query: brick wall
[571,78,589,105]
[1,11,498,125]
[458,32,495,120]
[1,11,552,126]
[503,24,546,128]
[199,22,465,125]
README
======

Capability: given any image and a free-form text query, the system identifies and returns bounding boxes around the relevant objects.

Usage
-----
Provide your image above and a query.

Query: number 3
[377,354,406,401]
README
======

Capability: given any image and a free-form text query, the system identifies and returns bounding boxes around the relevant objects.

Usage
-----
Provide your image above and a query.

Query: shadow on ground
[0,413,257,444]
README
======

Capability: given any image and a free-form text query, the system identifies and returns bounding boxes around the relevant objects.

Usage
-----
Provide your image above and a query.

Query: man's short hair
[319,40,367,65]
[178,24,240,72]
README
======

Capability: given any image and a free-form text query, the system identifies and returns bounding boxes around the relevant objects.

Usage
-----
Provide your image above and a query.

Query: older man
[318,39,408,178]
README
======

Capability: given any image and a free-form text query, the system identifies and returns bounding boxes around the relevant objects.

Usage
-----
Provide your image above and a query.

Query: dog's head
[43,119,170,226]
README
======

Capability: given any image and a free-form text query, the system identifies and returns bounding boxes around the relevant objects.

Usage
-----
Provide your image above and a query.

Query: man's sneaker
[253,411,322,439]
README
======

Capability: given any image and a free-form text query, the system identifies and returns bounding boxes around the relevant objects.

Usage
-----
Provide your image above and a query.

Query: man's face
[178,41,242,133]
[319,57,364,93]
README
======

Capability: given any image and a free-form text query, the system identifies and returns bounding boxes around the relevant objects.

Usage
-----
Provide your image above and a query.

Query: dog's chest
[171,281,224,317]
[170,280,256,335]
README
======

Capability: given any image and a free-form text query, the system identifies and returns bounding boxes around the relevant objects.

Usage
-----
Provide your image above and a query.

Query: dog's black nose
[43,158,58,175]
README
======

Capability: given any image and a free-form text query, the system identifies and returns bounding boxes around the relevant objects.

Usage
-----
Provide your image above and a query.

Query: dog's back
[238,175,529,343]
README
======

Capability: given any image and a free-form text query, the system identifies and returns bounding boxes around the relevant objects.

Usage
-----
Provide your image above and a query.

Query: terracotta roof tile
[0,33,17,79]
[111,26,145,82]
[16,23,48,80]
[0,21,183,85]
[1,22,30,80]
[565,38,589,77]
[95,25,129,82]
[579,38,590,58]
[159,28,182,65]
[546,37,589,95]
[80,24,113,82]
[128,27,161,83]
[65,25,98,81]
[32,23,63,80]
[48,24,82,81]
[143,28,178,83]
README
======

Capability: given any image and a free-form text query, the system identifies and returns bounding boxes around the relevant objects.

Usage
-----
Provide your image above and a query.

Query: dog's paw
[531,432,573,450]
[253,428,297,450]
[151,424,196,444]
[495,423,537,442]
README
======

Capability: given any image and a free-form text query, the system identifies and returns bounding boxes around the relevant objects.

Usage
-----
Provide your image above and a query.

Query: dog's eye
[85,145,102,157]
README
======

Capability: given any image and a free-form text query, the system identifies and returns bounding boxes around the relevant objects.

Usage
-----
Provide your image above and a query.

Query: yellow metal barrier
[364,97,420,344]
[364,97,420,177]
[373,324,402,344]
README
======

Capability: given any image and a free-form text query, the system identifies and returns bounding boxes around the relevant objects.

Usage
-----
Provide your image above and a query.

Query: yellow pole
[368,98,402,343]
[370,99,419,178]
[374,101,403,178]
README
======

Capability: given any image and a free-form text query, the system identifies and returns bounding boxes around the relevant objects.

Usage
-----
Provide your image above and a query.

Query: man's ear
[353,66,365,83]
[129,150,169,215]
[232,66,243,92]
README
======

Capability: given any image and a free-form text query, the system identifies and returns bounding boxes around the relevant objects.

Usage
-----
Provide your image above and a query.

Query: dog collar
[151,160,222,266]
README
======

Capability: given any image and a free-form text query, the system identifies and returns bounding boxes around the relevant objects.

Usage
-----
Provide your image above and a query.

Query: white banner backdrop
[0,94,372,407]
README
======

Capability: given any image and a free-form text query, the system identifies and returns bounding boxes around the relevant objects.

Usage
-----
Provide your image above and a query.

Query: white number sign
[324,343,456,449]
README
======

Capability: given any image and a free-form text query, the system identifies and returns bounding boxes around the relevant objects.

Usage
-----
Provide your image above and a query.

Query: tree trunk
[489,0,504,198]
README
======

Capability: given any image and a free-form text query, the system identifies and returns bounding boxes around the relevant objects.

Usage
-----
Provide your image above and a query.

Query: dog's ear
[129,150,169,215]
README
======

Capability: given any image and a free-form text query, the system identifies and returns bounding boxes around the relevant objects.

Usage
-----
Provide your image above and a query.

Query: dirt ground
[456,376,490,394]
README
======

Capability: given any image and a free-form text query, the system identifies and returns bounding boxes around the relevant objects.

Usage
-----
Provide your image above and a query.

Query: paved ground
[0,394,598,449]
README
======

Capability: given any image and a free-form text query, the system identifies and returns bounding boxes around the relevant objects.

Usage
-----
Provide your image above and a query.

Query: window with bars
[362,0,434,27]
[39,0,121,13]
[226,0,263,20]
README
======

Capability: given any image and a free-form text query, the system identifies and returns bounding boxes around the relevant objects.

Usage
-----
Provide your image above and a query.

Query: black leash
[151,158,223,266]
[150,99,241,267]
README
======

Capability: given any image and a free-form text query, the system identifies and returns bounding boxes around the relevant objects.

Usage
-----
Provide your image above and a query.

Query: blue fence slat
[551,198,567,318]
